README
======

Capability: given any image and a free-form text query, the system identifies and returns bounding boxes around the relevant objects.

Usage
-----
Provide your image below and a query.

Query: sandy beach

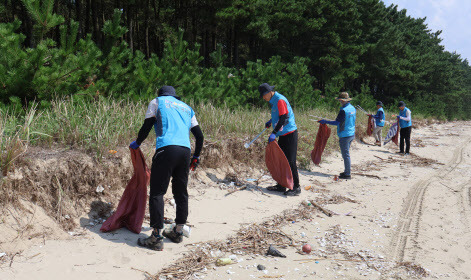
[1,121,470,280]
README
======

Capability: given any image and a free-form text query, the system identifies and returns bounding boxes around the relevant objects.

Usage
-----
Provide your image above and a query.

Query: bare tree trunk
[232,23,239,67]
[91,0,100,45]
[144,0,150,58]
[85,0,90,35]
[127,4,133,52]
[75,0,82,38]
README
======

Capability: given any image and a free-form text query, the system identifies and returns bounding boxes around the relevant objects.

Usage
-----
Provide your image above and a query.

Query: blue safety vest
[337,103,356,138]
[376,107,385,127]
[154,96,194,150]
[269,92,297,136]
[399,107,412,128]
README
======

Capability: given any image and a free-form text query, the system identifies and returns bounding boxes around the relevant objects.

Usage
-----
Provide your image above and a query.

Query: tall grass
[1,98,377,174]
[0,105,42,176]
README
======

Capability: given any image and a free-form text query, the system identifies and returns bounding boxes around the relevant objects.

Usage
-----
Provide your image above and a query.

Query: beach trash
[266,245,286,258]
[302,244,312,254]
[216,258,232,266]
[257,264,266,271]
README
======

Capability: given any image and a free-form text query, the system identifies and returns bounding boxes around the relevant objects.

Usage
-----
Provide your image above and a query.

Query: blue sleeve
[373,110,383,120]
[323,110,344,126]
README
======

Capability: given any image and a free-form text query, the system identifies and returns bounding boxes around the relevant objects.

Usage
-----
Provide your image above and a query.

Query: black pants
[278,130,300,189]
[400,126,412,153]
[149,145,190,229]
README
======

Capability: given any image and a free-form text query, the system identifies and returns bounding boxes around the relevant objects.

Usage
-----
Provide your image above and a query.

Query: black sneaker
[284,187,301,196]
[138,234,164,251]
[163,227,183,243]
[339,173,351,180]
[397,151,404,154]
[267,184,286,192]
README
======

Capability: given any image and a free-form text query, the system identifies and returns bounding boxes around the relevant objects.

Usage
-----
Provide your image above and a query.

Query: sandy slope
[1,121,470,280]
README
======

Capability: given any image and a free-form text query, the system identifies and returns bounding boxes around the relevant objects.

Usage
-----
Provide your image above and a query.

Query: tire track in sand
[388,137,471,263]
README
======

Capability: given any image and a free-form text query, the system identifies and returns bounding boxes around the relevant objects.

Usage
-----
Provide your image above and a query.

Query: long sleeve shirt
[398,110,411,122]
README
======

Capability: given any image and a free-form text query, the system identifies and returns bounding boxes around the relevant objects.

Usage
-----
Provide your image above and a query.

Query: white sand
[1,121,470,280]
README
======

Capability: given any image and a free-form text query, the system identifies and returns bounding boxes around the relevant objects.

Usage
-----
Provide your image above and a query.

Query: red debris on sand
[265,141,294,190]
[100,148,150,234]
[311,123,331,166]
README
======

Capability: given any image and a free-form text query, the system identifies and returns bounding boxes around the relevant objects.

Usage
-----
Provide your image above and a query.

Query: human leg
[404,126,411,154]
[339,135,354,176]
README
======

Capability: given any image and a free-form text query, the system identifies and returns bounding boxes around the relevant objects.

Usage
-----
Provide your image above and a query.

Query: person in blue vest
[397,101,412,155]
[368,101,385,146]
[318,92,356,180]
[259,83,301,196]
[129,86,204,251]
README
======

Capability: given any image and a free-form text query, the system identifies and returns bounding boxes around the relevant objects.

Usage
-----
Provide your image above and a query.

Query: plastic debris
[266,245,286,258]
[96,185,105,193]
[216,258,232,266]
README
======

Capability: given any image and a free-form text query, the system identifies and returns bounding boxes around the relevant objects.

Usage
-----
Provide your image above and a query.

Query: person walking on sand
[259,83,301,196]
[397,101,412,155]
[318,92,356,180]
[129,85,204,251]
[368,101,385,146]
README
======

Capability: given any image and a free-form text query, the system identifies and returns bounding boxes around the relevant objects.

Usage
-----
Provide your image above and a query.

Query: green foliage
[1,0,470,120]
[20,0,64,41]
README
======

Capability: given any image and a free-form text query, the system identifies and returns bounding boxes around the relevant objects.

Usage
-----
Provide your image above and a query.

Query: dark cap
[258,83,275,98]
[376,101,383,106]
[158,86,180,100]
[398,101,405,108]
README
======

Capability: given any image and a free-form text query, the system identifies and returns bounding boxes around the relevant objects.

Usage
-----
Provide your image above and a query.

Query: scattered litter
[0,253,6,258]
[96,185,105,193]
[267,245,286,258]
[257,264,266,271]
[216,258,232,266]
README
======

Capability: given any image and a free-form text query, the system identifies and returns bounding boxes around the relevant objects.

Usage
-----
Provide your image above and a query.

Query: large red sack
[100,148,150,234]
[367,115,374,136]
[311,123,331,166]
[265,141,294,190]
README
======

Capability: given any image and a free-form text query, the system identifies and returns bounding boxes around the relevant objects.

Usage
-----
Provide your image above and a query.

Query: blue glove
[396,115,400,119]
[265,119,272,128]
[268,133,276,143]
[318,119,328,124]
[129,141,140,149]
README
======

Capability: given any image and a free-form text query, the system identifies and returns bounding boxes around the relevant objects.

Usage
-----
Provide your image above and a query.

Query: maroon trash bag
[265,141,294,190]
[367,115,374,136]
[100,148,150,234]
[311,123,331,166]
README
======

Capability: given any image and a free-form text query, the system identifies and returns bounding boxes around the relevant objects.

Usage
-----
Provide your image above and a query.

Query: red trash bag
[367,115,374,136]
[100,148,150,234]
[265,141,294,190]
[311,123,331,166]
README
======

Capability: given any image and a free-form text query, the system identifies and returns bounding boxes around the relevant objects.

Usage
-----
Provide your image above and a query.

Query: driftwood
[310,201,333,217]
[352,172,381,179]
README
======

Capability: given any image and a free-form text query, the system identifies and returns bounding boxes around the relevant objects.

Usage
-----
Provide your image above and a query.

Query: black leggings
[149,145,190,229]
[278,130,300,189]
[400,126,412,153]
